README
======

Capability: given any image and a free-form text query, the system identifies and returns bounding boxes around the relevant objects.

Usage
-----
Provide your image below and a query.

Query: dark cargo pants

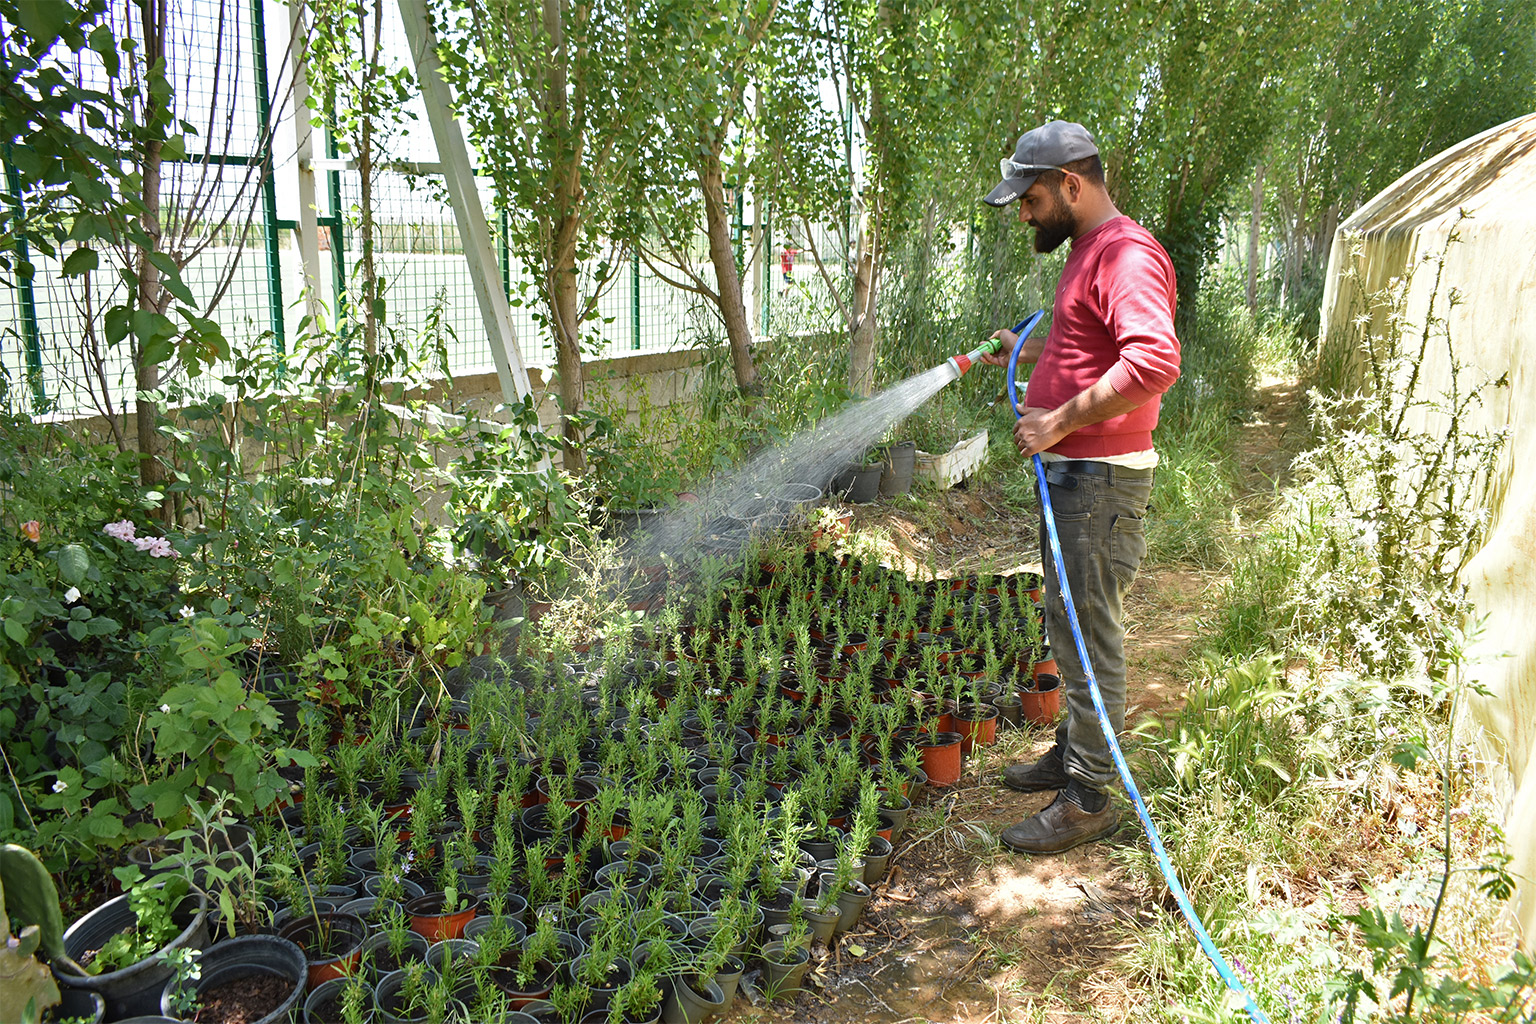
[1036,460,1153,790]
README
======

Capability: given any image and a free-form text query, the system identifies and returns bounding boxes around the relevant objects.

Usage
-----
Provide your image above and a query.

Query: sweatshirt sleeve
[1093,239,1181,406]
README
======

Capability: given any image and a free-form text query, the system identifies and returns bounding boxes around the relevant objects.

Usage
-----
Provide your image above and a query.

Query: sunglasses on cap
[999,157,1072,182]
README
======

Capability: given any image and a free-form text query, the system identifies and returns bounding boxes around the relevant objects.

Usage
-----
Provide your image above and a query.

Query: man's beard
[1032,207,1075,253]
[1031,183,1077,253]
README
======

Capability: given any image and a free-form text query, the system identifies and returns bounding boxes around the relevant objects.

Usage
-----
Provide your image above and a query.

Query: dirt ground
[721,380,1304,1024]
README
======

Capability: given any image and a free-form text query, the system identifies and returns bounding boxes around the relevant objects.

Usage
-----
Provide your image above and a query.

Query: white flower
[179,604,194,619]
[298,476,335,487]
[159,703,172,713]
[103,519,136,542]
[64,586,81,604]
[52,779,67,793]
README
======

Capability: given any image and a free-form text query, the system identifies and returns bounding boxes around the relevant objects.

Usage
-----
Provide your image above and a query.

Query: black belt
[1045,460,1154,481]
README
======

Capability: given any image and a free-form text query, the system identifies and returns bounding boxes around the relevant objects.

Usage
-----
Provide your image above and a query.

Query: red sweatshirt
[1023,216,1181,458]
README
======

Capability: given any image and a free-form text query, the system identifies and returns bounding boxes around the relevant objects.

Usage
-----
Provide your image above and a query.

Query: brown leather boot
[1000,745,1069,793]
[999,780,1119,854]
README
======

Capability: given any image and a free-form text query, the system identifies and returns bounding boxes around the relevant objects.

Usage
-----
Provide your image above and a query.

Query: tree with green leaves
[1265,0,1536,324]
[630,0,804,396]
[306,0,417,373]
[2,1,246,512]
[435,0,652,472]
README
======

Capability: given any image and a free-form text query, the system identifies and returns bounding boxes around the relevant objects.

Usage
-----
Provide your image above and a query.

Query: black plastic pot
[359,930,430,981]
[55,887,210,1020]
[832,460,883,503]
[159,934,306,1024]
[43,988,104,1023]
[878,440,917,497]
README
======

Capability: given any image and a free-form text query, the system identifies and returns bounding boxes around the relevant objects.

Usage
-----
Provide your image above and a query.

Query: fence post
[762,211,771,335]
[2,155,48,410]
[324,93,348,329]
[631,250,640,351]
[248,0,285,352]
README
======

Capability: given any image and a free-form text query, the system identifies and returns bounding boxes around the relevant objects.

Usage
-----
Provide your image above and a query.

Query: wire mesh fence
[0,0,851,419]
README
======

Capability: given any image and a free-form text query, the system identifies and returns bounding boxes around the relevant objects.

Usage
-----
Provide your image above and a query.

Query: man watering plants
[978,120,1180,855]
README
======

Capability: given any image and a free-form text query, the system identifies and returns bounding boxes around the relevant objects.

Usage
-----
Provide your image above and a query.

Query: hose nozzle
[945,337,1002,378]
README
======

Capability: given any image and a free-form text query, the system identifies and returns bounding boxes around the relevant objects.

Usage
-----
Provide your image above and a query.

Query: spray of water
[621,360,965,574]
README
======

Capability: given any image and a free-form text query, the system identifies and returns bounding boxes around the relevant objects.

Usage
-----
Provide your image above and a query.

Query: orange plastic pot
[952,704,999,754]
[917,731,963,787]
[407,892,480,942]
[278,912,367,991]
[1020,674,1062,726]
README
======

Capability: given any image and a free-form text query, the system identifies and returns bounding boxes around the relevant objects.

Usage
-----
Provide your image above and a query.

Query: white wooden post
[396,0,532,405]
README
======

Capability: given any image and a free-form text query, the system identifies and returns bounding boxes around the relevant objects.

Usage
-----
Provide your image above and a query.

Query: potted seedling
[54,865,210,1020]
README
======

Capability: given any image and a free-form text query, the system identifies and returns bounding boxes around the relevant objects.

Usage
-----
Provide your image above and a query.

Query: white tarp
[1319,112,1536,946]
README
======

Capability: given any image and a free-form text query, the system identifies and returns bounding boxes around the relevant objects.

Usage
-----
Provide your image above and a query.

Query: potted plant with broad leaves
[54,864,210,1020]
[172,792,284,938]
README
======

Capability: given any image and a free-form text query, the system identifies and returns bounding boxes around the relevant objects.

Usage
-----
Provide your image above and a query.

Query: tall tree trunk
[549,236,587,474]
[135,0,167,514]
[848,206,879,397]
[541,0,585,473]
[1245,161,1264,312]
[700,155,758,394]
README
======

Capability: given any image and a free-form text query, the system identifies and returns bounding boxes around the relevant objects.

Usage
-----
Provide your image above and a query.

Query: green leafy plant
[89,866,193,974]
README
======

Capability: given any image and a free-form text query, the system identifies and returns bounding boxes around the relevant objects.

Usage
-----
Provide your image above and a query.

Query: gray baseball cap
[982,120,1100,207]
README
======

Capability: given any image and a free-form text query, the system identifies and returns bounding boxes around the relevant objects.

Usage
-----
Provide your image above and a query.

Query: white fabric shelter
[1319,111,1536,946]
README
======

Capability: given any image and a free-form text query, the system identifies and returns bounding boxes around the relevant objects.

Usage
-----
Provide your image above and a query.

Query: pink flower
[127,530,177,559]
[103,520,136,542]
[145,537,177,559]
[20,520,40,542]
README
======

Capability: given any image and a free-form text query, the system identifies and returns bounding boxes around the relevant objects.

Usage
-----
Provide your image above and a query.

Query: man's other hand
[1013,405,1069,457]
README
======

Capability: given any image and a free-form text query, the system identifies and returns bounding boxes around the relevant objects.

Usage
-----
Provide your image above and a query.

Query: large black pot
[878,440,917,497]
[54,888,209,1020]
[159,935,306,1024]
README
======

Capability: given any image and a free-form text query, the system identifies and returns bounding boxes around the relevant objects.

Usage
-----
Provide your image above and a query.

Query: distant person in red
[781,245,800,284]
[978,120,1181,855]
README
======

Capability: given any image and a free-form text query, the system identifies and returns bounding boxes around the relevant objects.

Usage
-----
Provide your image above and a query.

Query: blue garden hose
[1005,314,1270,1024]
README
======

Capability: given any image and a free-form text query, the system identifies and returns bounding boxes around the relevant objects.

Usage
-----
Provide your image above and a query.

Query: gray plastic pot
[159,935,306,1024]
[878,440,917,497]
[705,953,744,1007]
[758,941,810,999]
[660,974,725,1024]
[802,901,840,946]
[54,887,210,1020]
[834,878,873,934]
[862,836,893,886]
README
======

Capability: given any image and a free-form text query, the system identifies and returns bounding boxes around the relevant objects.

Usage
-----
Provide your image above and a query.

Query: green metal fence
[0,0,842,417]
